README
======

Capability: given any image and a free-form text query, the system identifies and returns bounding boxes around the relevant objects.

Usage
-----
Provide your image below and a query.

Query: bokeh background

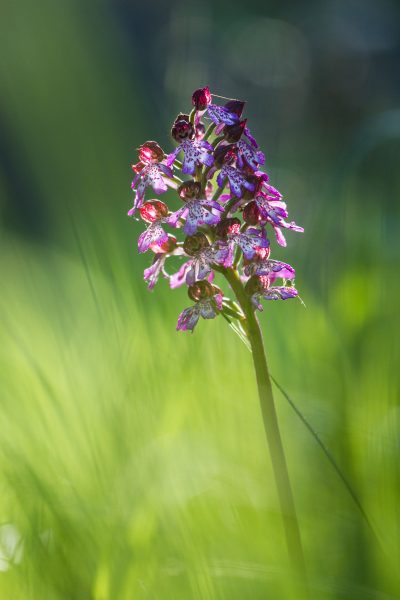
[1,0,400,598]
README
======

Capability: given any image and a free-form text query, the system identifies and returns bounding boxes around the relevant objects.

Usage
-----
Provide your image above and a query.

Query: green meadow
[1,1,400,598]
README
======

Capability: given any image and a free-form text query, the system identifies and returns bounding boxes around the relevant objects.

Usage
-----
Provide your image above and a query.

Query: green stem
[203,122,216,140]
[223,267,308,591]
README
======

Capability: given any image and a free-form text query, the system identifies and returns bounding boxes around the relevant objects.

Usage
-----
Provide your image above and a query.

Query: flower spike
[127,86,303,329]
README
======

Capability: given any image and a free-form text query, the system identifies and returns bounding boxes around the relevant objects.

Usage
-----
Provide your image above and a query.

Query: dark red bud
[243,201,262,225]
[188,280,215,302]
[192,86,212,111]
[139,200,169,223]
[178,180,201,200]
[138,141,164,164]
[183,232,210,256]
[224,119,247,143]
[171,114,194,142]
[215,218,241,239]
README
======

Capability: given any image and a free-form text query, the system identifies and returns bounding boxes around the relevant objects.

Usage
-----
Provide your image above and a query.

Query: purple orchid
[255,196,304,247]
[251,285,299,310]
[228,227,270,260]
[129,162,175,213]
[142,233,183,290]
[144,253,168,291]
[176,281,223,332]
[237,139,265,171]
[136,201,172,254]
[177,234,230,285]
[244,258,296,280]
[167,139,214,175]
[245,274,298,311]
[169,197,223,236]
[217,164,255,198]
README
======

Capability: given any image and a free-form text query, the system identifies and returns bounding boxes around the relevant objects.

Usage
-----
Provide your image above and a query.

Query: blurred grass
[1,0,400,598]
[0,212,399,599]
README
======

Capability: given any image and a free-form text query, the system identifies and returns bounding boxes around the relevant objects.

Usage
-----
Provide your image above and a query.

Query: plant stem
[223,267,308,591]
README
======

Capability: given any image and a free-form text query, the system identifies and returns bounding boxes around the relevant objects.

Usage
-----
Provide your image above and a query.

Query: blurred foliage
[1,0,400,598]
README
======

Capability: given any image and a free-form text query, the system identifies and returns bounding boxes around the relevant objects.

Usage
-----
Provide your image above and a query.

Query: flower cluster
[128,87,303,332]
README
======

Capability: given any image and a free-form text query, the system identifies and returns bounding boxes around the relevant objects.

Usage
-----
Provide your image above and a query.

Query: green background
[1,1,400,598]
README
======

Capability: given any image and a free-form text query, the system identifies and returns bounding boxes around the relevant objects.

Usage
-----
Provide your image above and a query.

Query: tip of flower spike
[192,86,212,111]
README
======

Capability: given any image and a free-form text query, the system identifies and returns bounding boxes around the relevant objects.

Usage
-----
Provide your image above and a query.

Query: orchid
[126,87,307,586]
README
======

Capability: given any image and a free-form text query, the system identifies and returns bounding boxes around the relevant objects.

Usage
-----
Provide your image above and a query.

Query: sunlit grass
[1,217,399,599]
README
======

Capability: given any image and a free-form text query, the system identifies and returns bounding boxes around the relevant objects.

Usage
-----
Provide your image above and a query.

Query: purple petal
[177,306,200,332]
[264,286,298,300]
[138,223,168,253]
[273,225,287,247]
[144,254,165,291]
[199,301,217,320]
[159,163,174,179]
[165,147,181,167]
[216,171,225,188]
[244,126,258,148]
[201,140,214,151]
[167,206,187,227]
[170,260,193,289]
[207,104,239,126]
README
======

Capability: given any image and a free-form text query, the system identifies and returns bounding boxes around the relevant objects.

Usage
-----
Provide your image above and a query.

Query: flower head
[192,86,212,111]
[128,87,303,332]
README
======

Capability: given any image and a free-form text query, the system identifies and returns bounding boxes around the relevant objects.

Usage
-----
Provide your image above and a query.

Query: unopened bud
[139,200,169,223]
[178,180,201,200]
[138,141,164,164]
[183,233,210,256]
[192,86,212,111]
[171,114,195,142]
[188,280,214,302]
